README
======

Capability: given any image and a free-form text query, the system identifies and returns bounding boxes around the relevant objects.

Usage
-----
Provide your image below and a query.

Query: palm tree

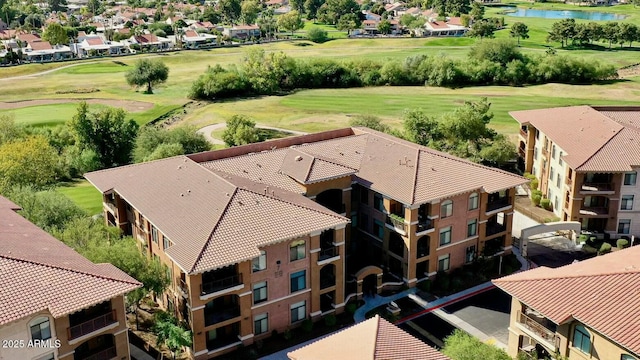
[154,319,193,360]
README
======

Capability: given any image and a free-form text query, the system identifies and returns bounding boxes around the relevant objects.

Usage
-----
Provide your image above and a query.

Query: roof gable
[493,246,640,355]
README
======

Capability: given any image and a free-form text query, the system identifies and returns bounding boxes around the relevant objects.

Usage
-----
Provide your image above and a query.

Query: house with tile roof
[0,196,141,360]
[85,127,525,359]
[513,106,640,240]
[287,314,451,360]
[493,245,640,360]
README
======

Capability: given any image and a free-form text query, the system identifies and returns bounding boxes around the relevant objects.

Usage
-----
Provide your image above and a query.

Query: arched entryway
[355,265,383,298]
[362,274,377,297]
[316,189,345,213]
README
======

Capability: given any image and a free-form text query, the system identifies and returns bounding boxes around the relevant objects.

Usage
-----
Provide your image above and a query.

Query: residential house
[22,40,74,62]
[86,127,525,359]
[222,25,261,39]
[0,196,141,360]
[287,314,451,360]
[512,106,640,239]
[191,21,220,32]
[493,245,640,360]
[384,2,406,17]
[424,18,468,36]
[362,19,401,35]
[129,33,172,51]
[181,30,217,49]
[75,35,128,57]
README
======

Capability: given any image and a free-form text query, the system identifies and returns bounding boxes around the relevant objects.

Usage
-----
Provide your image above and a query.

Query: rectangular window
[290,270,306,293]
[163,235,170,250]
[618,219,631,234]
[374,194,384,212]
[360,187,369,205]
[556,173,561,188]
[621,195,634,211]
[535,129,540,139]
[373,220,384,239]
[151,225,158,244]
[351,214,358,228]
[550,167,555,183]
[467,219,477,237]
[438,254,450,271]
[552,144,556,159]
[534,147,538,160]
[289,240,305,261]
[468,193,479,210]
[465,246,476,263]
[441,201,453,218]
[559,151,563,166]
[291,301,306,323]
[624,172,637,186]
[573,326,591,354]
[252,250,267,272]
[254,313,268,335]
[253,281,268,304]
[439,226,452,246]
[30,319,51,341]
[554,196,559,212]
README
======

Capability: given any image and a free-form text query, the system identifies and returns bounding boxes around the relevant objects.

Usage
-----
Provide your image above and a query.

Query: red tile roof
[17,33,41,43]
[134,34,159,43]
[29,41,53,50]
[493,246,640,355]
[288,315,450,360]
[86,37,105,46]
[511,106,640,171]
[0,197,141,325]
[184,30,198,38]
[85,157,348,274]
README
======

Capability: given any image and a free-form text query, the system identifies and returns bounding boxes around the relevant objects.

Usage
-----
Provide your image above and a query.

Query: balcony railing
[386,215,407,233]
[179,279,189,298]
[416,218,434,233]
[320,275,336,289]
[201,274,243,295]
[68,310,117,340]
[579,207,609,216]
[81,346,117,360]
[318,247,338,261]
[519,128,527,138]
[517,311,560,350]
[204,307,241,327]
[581,183,614,192]
[486,199,511,212]
[105,202,116,214]
[485,223,507,237]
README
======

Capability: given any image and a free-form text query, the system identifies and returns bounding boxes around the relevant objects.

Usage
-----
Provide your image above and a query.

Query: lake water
[500,7,626,20]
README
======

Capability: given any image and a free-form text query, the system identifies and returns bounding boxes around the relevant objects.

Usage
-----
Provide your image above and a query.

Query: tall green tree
[240,0,260,25]
[42,23,69,45]
[304,0,324,20]
[154,319,193,360]
[317,0,360,25]
[377,19,391,34]
[469,2,484,20]
[277,10,304,36]
[547,18,576,48]
[68,102,139,168]
[0,136,59,192]
[8,187,85,231]
[467,20,496,39]
[222,115,259,146]
[618,23,638,47]
[401,109,443,147]
[47,0,67,12]
[125,59,169,94]
[601,22,620,49]
[133,125,210,162]
[289,0,305,13]
[509,22,529,46]
[219,0,241,24]
[336,13,360,35]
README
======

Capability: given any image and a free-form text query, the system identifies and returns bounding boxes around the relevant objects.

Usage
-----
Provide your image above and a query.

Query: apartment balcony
[579,206,609,216]
[178,279,189,298]
[204,306,241,327]
[519,127,527,139]
[580,183,615,195]
[416,218,434,235]
[486,198,511,213]
[485,222,507,237]
[104,202,116,215]
[386,214,407,234]
[206,323,241,353]
[79,346,117,360]
[320,274,336,290]
[68,310,117,340]
[318,247,339,263]
[516,311,560,352]
[201,274,243,297]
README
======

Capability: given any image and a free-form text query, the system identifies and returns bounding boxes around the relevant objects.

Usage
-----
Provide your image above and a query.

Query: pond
[499,7,626,20]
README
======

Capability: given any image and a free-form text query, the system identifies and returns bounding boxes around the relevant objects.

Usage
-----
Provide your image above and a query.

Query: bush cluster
[189,41,617,100]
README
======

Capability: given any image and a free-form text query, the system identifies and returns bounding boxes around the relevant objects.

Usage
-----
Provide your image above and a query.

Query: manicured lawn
[56,180,103,215]
[1,103,107,127]
[182,81,640,136]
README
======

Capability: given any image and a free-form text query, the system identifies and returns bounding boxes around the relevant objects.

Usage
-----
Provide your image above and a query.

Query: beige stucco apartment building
[86,127,526,359]
[493,245,640,360]
[513,106,640,240]
[0,196,141,360]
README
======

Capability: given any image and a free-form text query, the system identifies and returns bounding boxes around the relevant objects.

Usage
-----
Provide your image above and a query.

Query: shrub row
[189,41,617,100]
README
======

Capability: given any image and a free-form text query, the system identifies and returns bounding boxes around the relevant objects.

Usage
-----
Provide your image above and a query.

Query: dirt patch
[0,98,155,112]
[617,64,640,78]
